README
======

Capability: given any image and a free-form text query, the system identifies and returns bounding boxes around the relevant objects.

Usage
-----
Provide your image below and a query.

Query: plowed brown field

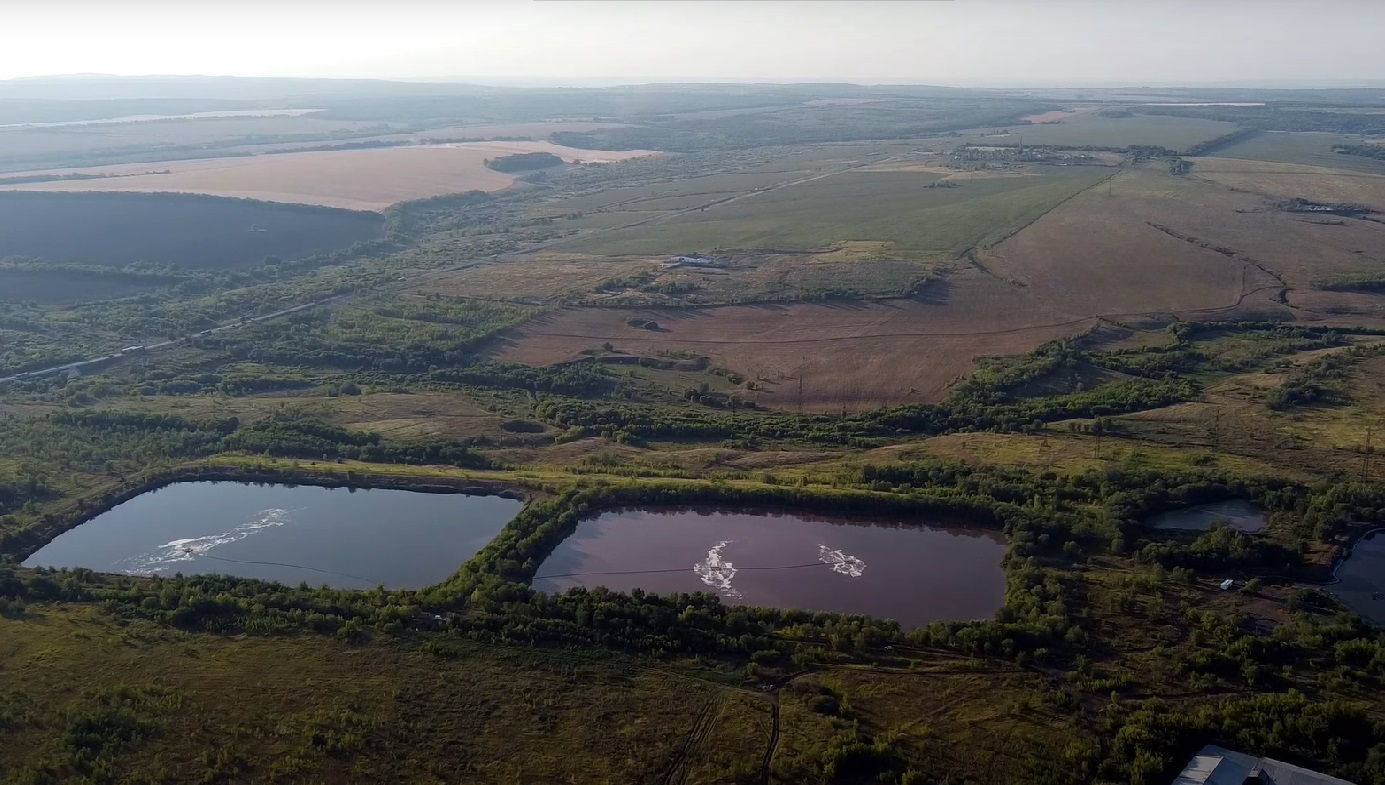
[978,168,1288,320]
[494,268,1096,411]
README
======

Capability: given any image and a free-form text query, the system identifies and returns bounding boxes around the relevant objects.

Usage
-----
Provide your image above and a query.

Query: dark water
[1147,499,1267,532]
[1330,530,1385,625]
[531,508,1008,629]
[23,482,522,589]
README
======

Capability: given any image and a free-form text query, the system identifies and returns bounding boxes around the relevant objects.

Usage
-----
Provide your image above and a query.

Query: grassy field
[0,604,770,784]
[0,602,1117,785]
[959,113,1240,151]
[1214,131,1385,175]
[0,115,393,173]
[0,142,658,211]
[1190,157,1385,213]
[557,166,1111,257]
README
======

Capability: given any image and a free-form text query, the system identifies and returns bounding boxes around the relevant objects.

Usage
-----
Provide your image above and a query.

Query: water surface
[0,109,318,130]
[1147,499,1266,532]
[23,481,522,589]
[532,508,1007,629]
[1329,530,1385,625]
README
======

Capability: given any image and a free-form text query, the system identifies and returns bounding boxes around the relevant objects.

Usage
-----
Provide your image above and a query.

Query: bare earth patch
[0,142,658,211]
[1021,109,1096,124]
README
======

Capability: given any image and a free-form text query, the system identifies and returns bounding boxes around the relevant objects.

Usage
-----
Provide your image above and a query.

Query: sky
[2,0,1383,88]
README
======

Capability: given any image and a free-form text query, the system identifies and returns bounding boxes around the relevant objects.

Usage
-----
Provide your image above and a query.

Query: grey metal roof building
[1174,745,1355,785]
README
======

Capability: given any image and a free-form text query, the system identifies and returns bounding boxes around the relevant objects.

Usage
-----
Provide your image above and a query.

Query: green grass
[961,114,1240,152]
[544,170,816,213]
[561,167,1110,256]
[1215,131,1385,174]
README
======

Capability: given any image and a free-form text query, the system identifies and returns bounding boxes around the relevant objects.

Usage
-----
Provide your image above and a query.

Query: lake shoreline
[7,460,533,563]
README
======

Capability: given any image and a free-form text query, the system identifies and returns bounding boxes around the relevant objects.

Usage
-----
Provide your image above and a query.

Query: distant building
[671,255,716,266]
[1173,745,1355,785]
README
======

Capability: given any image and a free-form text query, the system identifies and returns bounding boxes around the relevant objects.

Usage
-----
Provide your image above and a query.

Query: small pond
[531,508,1008,629]
[22,481,523,589]
[1329,530,1385,625]
[1147,499,1267,533]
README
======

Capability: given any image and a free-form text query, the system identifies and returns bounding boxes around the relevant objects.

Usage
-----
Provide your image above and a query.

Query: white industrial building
[1173,745,1354,785]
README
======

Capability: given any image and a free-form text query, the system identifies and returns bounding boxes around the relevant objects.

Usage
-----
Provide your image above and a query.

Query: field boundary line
[977,167,1122,252]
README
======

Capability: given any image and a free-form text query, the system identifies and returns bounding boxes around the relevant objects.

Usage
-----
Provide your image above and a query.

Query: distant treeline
[1183,128,1260,156]
[1138,105,1385,135]
[552,99,1054,152]
[0,171,155,186]
[484,151,563,173]
[1313,272,1385,292]
[1333,143,1385,162]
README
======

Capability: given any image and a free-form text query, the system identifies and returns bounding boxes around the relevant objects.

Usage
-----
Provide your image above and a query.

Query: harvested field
[977,168,1289,320]
[1131,189,1385,292]
[0,141,658,210]
[1190,157,1385,212]
[493,268,1094,411]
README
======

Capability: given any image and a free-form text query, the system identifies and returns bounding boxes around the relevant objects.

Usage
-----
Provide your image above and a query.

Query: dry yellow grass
[1191,157,1385,212]
[977,168,1286,320]
[0,142,658,211]
[494,268,1094,412]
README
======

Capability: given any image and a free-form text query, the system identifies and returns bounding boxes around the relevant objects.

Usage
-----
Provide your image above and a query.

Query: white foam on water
[117,508,292,575]
[818,545,866,578]
[693,540,741,598]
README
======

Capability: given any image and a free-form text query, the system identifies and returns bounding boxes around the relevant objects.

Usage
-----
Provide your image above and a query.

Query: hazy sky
[3,0,1383,87]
